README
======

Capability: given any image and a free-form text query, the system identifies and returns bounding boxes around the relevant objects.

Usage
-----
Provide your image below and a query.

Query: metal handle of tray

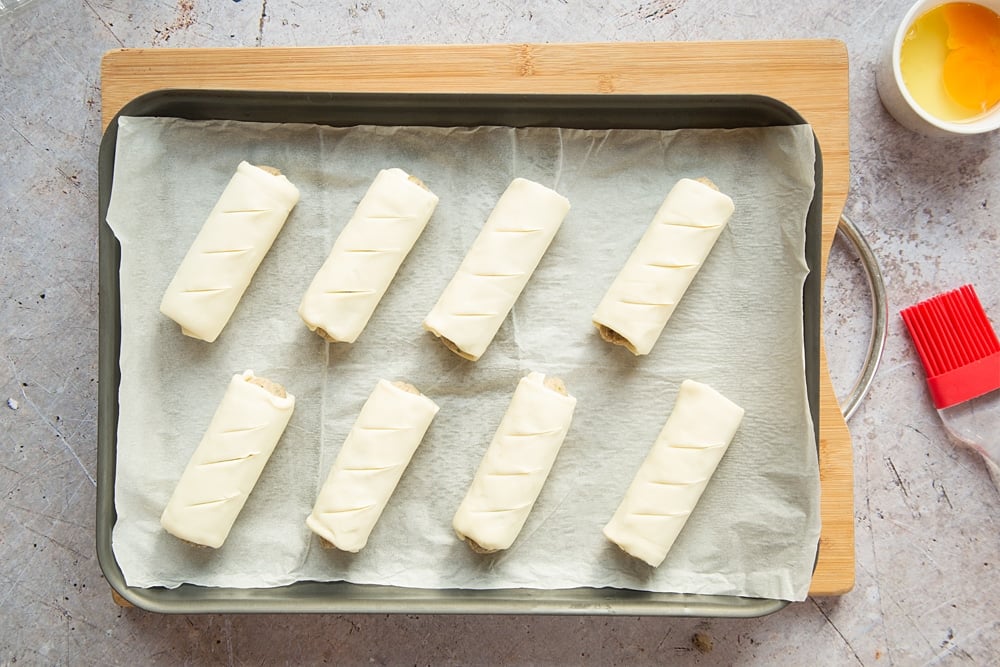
[836,214,888,421]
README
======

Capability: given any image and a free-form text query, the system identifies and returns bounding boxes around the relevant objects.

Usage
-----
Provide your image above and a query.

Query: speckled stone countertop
[1,1,997,664]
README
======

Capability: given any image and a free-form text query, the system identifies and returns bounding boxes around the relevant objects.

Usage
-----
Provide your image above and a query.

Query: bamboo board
[100,41,853,596]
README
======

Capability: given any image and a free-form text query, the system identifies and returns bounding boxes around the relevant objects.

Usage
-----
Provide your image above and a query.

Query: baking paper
[107,115,820,601]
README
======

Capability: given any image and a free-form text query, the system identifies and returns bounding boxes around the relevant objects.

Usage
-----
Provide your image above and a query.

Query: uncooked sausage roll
[453,372,577,553]
[592,178,734,356]
[423,178,570,361]
[160,370,296,549]
[306,380,439,552]
[603,379,744,567]
[159,162,300,343]
[298,168,439,343]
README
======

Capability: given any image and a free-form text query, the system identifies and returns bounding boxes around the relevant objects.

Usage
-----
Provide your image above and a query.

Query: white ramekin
[876,0,1000,137]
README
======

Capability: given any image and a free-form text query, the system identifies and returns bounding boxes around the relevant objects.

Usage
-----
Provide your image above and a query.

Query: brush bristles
[902,285,1000,377]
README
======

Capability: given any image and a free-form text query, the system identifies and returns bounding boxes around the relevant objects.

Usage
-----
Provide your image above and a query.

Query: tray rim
[97,88,822,616]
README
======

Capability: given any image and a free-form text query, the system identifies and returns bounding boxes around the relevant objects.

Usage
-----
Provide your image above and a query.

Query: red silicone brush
[902,285,1000,489]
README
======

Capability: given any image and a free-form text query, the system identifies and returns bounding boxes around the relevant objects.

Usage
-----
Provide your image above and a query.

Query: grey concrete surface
[1,0,998,665]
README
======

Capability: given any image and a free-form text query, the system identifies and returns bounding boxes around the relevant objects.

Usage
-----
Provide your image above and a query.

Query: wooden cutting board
[100,41,853,596]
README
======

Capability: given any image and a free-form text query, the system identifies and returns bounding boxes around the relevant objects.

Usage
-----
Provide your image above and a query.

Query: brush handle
[939,390,1000,490]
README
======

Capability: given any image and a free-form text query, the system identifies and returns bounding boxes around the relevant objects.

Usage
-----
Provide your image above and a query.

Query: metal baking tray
[97,90,822,616]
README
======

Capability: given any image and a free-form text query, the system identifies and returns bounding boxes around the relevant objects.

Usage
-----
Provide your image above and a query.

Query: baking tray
[97,89,822,616]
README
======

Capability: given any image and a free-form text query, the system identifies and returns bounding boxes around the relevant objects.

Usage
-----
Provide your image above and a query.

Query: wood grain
[100,41,853,596]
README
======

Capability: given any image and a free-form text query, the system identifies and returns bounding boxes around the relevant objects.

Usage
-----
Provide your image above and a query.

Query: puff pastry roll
[423,178,570,361]
[160,371,295,548]
[592,178,734,356]
[453,372,577,553]
[159,162,300,343]
[306,380,439,552]
[298,169,439,343]
[603,379,744,567]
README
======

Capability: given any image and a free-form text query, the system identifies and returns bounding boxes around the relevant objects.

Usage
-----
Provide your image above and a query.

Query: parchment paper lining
[107,116,820,601]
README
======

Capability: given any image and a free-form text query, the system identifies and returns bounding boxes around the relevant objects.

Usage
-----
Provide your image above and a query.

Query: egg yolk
[942,3,1000,113]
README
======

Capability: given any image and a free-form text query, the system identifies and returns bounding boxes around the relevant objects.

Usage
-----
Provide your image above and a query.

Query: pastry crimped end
[602,523,667,567]
[423,325,480,361]
[391,380,420,395]
[407,174,431,191]
[244,372,288,399]
[595,323,640,355]
[459,533,499,554]
[312,327,339,343]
